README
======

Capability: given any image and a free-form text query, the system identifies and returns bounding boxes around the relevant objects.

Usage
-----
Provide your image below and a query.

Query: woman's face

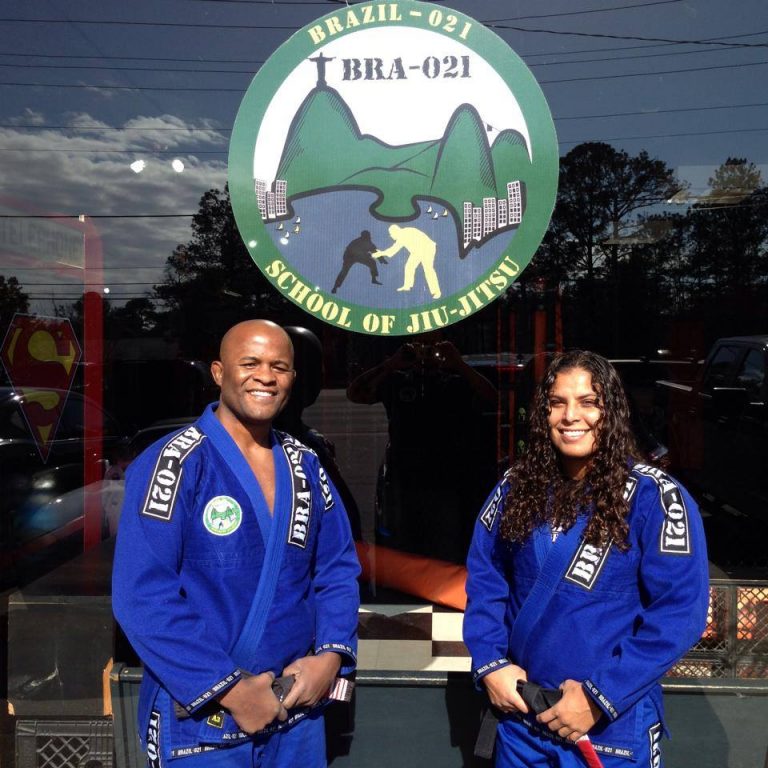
[547,367,602,480]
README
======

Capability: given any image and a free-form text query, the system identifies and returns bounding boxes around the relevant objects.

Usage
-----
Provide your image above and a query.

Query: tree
[686,158,768,294]
[108,298,158,337]
[669,158,768,341]
[154,186,292,358]
[530,142,682,354]
[533,142,683,286]
[0,275,29,326]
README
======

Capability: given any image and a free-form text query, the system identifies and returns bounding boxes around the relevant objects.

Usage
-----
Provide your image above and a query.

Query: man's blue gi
[463,463,709,765]
[112,404,360,765]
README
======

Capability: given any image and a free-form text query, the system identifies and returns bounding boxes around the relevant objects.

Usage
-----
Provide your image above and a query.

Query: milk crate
[15,719,113,768]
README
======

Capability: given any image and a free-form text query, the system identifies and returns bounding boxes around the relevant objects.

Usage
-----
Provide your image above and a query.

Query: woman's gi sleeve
[112,449,242,715]
[582,471,709,722]
[311,464,361,676]
[463,478,515,685]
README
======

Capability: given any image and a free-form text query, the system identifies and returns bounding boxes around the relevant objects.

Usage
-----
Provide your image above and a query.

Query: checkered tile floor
[358,604,471,672]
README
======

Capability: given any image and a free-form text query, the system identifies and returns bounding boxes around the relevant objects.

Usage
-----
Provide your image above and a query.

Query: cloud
[0,112,229,307]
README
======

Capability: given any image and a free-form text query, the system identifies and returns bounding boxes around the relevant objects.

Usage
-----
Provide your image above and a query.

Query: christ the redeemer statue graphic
[309,52,334,87]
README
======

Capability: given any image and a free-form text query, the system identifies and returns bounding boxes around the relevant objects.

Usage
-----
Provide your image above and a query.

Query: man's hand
[218,672,287,734]
[280,653,341,709]
[536,679,602,742]
[482,664,529,714]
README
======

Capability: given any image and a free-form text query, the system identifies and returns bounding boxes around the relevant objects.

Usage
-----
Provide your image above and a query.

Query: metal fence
[669,580,768,680]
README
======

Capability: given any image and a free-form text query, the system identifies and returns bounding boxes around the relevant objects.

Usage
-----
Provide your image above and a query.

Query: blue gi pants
[147,712,326,768]
[496,714,664,768]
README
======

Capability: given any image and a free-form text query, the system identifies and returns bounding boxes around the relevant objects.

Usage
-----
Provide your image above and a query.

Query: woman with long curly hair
[463,350,709,768]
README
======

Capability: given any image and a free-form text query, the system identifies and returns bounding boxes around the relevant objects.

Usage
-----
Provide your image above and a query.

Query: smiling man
[113,319,360,768]
[463,350,709,768]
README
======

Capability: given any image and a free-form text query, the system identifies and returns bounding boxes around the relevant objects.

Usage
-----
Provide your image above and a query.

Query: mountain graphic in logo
[271,84,531,256]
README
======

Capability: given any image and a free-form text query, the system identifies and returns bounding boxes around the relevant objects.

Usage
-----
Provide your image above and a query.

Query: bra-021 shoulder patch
[480,470,512,532]
[633,464,691,554]
[141,426,206,521]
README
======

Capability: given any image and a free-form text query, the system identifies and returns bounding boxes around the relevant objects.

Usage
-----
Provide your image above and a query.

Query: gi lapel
[229,431,296,670]
[198,407,292,670]
[509,515,589,666]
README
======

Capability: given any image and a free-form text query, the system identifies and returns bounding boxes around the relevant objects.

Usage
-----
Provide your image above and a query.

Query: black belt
[474,680,563,759]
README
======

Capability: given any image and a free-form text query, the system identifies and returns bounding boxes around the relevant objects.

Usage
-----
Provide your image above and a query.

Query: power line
[557,101,768,121]
[532,42,766,68]
[540,58,768,85]
[0,123,230,131]
[3,121,768,155]
[0,17,299,30]
[483,0,686,23]
[560,125,768,146]
[183,0,347,4]
[0,39,759,76]
[0,51,267,64]
[8,265,173,270]
[0,123,232,131]
[2,51,766,95]
[522,30,768,60]
[0,29,765,66]
[0,147,227,153]
[20,282,162,286]
[3,99,768,136]
[489,24,768,48]
[2,53,766,95]
[0,62,258,75]
[2,14,767,50]
[0,213,196,218]
[0,81,246,92]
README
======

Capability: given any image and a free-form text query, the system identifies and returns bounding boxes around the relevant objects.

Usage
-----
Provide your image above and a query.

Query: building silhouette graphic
[254,178,288,221]
[462,179,523,247]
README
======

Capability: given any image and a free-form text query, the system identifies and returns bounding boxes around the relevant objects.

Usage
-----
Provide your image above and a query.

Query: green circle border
[229,0,558,336]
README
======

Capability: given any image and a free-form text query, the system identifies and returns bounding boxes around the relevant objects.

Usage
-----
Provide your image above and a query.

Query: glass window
[736,348,766,400]
[1,3,767,763]
[702,345,743,390]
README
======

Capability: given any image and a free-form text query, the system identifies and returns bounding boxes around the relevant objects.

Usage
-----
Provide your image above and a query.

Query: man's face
[211,323,295,429]
[547,367,601,480]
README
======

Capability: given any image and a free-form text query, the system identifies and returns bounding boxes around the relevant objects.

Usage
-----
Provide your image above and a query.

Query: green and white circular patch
[229,0,558,336]
[203,496,243,536]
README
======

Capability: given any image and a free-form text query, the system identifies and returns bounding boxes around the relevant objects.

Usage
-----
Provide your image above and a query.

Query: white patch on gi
[203,496,243,536]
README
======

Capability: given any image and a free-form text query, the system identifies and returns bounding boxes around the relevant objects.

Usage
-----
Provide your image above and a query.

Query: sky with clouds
[0,0,766,310]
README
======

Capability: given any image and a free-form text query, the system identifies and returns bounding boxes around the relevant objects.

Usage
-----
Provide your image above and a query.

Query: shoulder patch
[479,471,512,532]
[141,426,206,521]
[317,465,334,511]
[623,473,638,503]
[278,429,333,510]
[633,464,691,554]
[564,541,613,590]
[279,433,313,549]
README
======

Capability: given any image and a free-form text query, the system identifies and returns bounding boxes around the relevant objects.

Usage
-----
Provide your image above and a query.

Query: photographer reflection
[347,333,497,563]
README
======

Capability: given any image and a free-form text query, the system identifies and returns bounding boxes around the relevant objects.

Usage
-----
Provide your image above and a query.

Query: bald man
[113,320,360,768]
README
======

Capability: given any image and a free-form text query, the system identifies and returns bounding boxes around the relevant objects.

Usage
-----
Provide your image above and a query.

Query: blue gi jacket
[112,404,360,758]
[463,463,709,760]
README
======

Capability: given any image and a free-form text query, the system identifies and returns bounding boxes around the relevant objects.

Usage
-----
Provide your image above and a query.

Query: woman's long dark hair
[500,350,642,549]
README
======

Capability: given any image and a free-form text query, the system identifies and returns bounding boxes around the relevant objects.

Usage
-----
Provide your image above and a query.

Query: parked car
[654,336,768,518]
[0,387,125,589]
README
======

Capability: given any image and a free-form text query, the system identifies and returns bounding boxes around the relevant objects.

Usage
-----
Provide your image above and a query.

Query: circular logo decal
[203,496,243,536]
[229,0,558,335]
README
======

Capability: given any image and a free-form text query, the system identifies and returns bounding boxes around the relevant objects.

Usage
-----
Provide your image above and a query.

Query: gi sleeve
[112,448,242,715]
[311,464,361,676]
[582,474,709,721]
[463,478,515,685]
